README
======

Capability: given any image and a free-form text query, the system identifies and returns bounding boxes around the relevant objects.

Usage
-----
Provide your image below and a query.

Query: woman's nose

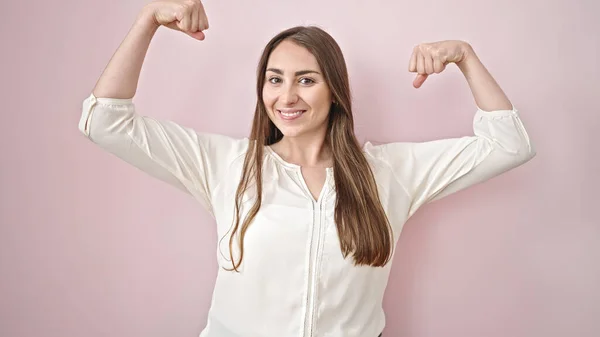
[280,84,299,105]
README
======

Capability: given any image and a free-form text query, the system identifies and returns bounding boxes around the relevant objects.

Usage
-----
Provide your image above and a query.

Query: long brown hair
[226,26,393,271]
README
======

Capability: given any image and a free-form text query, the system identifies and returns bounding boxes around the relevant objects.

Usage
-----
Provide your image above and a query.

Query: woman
[79,0,536,336]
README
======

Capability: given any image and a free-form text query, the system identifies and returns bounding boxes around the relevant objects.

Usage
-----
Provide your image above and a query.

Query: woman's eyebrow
[266,68,321,76]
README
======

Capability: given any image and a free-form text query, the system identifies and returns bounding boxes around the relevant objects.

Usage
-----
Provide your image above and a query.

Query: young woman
[79,1,536,336]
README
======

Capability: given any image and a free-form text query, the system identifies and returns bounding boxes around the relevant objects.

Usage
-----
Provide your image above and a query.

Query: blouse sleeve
[78,93,248,216]
[364,106,536,219]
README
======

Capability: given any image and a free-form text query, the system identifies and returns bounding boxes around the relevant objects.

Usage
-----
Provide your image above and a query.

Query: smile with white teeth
[277,109,306,120]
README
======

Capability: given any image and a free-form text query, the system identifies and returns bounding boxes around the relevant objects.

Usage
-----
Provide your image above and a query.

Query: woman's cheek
[262,88,277,107]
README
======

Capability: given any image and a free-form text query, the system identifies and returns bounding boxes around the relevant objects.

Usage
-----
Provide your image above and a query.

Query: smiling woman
[237,27,395,282]
[263,41,332,138]
[78,0,536,336]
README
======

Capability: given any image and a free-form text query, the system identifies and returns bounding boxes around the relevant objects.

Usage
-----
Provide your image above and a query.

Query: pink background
[1,0,598,336]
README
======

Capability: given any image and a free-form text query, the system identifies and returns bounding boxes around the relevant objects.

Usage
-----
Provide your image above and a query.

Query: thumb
[163,22,206,41]
[413,74,428,88]
[187,30,206,41]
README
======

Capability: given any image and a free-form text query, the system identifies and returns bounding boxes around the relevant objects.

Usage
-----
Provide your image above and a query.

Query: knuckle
[182,0,196,10]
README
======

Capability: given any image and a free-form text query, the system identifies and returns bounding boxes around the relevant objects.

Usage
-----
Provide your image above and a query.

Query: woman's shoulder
[192,132,251,171]
[196,132,250,152]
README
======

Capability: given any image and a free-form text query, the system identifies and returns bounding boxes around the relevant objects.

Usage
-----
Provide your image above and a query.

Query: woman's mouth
[277,109,306,121]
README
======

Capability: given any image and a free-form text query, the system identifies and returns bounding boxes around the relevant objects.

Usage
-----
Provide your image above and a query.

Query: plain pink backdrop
[1,0,598,336]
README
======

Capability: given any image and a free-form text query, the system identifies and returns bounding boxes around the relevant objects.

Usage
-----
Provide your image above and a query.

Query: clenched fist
[142,0,209,40]
[409,40,471,88]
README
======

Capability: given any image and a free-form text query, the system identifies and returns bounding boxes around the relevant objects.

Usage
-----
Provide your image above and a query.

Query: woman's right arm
[80,1,246,216]
[93,0,208,98]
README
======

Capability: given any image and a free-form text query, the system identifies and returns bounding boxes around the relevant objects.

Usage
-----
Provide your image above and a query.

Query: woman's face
[262,40,333,139]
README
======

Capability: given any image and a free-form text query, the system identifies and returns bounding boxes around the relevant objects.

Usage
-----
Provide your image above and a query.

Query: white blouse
[78,93,535,337]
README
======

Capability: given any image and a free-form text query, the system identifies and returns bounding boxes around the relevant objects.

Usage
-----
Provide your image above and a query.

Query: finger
[433,57,445,74]
[178,10,192,32]
[408,48,418,72]
[413,74,428,88]
[164,20,184,32]
[191,3,199,32]
[196,4,203,32]
[186,10,195,32]
[416,53,425,75]
[175,8,184,22]
[199,2,209,30]
[424,53,434,75]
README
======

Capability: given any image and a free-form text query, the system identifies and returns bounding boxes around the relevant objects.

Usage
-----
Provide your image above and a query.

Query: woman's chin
[277,127,303,138]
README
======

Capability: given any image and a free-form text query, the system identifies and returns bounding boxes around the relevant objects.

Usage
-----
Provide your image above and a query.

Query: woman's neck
[270,134,333,168]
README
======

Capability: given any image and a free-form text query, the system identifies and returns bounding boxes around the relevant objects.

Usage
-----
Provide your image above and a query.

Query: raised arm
[409,40,513,112]
[366,41,535,218]
[93,0,208,99]
[79,1,246,216]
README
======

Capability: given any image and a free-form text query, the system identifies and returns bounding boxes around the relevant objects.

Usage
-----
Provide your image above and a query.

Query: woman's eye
[299,78,315,85]
[268,77,281,84]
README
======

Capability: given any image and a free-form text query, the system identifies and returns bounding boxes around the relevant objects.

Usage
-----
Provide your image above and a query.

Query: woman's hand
[141,0,209,41]
[408,40,471,88]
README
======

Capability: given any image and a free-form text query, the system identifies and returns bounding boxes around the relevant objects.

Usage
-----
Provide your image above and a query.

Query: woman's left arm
[365,41,536,218]
[410,40,512,111]
[458,42,513,111]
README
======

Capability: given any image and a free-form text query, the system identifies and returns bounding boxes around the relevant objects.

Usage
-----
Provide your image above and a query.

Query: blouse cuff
[474,105,518,120]
[78,93,134,137]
